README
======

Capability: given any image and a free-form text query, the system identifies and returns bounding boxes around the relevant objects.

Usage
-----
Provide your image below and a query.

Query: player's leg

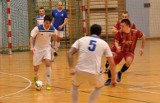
[104,69,112,85]
[104,60,109,73]
[57,36,61,48]
[33,52,43,82]
[71,84,79,103]
[88,87,102,103]
[34,65,39,82]
[117,53,134,82]
[105,52,124,86]
[88,73,104,103]
[71,71,83,103]
[44,50,52,90]
[54,31,64,56]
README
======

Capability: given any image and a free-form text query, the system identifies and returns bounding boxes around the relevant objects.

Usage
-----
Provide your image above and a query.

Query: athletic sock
[88,88,102,103]
[120,64,129,73]
[46,67,51,85]
[71,85,79,103]
[107,69,111,79]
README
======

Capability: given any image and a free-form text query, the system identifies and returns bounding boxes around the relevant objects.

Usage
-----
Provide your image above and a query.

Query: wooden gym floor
[0,39,160,103]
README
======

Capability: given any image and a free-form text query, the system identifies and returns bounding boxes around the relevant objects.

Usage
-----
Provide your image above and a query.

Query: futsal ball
[34,80,43,91]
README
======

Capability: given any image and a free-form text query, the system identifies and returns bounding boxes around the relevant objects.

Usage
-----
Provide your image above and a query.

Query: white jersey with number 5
[72,35,113,75]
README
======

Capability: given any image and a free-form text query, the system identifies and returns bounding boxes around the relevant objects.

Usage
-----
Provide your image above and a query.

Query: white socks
[88,88,102,103]
[46,67,51,85]
[71,85,79,103]
[57,42,60,48]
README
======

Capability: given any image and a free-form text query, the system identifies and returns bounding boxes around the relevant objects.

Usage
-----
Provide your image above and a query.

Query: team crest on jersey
[61,13,64,17]
[55,13,57,15]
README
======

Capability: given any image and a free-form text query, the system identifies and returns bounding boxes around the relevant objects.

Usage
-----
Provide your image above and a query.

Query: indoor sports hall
[0,0,160,103]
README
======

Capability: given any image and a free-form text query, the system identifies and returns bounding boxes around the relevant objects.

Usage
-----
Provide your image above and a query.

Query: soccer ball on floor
[34,80,43,91]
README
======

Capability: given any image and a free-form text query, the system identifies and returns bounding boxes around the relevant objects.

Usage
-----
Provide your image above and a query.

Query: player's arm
[59,11,68,29]
[114,39,121,52]
[59,18,68,30]
[29,27,38,54]
[140,34,145,56]
[107,57,116,87]
[111,27,118,35]
[112,21,120,35]
[67,47,78,75]
[62,18,68,27]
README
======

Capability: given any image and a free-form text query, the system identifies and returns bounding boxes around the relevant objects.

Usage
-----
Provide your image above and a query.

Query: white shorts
[33,49,51,66]
[55,29,64,38]
[72,70,104,88]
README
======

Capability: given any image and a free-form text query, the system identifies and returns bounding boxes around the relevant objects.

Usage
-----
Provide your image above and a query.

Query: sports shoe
[104,79,111,86]
[117,72,122,82]
[46,84,51,91]
[34,76,38,82]
[104,68,109,73]
[54,52,58,56]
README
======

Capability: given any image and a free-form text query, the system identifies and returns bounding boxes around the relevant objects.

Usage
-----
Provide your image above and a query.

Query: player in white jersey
[67,24,116,103]
[36,7,45,25]
[30,14,57,90]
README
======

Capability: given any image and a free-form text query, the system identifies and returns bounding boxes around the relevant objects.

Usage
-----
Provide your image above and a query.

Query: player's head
[44,14,53,29]
[57,1,63,10]
[39,7,45,16]
[120,19,131,32]
[122,11,129,19]
[90,24,102,36]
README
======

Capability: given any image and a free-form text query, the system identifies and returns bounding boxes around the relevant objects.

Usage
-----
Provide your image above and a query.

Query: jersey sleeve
[64,10,68,18]
[30,26,39,38]
[137,30,143,38]
[72,39,79,49]
[132,23,136,29]
[52,10,55,17]
[113,20,121,30]
[114,31,121,41]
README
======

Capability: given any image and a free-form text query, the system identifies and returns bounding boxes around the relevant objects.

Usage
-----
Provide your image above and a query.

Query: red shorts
[113,51,134,65]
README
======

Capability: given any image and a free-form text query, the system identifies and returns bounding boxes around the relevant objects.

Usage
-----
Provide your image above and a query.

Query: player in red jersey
[105,19,145,85]
[104,11,137,73]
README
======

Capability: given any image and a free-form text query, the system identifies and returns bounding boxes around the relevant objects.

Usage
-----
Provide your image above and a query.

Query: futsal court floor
[0,39,160,103]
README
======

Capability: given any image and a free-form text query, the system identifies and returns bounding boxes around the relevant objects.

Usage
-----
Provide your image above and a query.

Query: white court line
[126,82,160,95]
[0,72,32,99]
[129,88,160,95]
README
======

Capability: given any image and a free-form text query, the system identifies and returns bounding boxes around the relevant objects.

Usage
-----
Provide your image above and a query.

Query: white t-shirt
[30,24,55,51]
[72,35,113,75]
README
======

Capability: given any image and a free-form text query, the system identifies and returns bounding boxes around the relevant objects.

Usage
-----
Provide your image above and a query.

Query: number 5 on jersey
[88,40,97,51]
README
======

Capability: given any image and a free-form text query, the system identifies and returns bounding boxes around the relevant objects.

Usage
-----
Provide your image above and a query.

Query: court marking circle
[0,72,32,99]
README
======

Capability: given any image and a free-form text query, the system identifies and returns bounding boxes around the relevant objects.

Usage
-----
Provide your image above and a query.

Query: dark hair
[44,14,53,22]
[121,19,131,27]
[90,24,102,36]
[39,7,45,10]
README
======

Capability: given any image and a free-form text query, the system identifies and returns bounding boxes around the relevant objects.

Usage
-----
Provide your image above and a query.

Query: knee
[34,66,39,72]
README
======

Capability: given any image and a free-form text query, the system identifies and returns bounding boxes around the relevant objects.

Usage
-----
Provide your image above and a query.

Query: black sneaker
[104,79,111,86]
[117,72,122,82]
[54,52,58,56]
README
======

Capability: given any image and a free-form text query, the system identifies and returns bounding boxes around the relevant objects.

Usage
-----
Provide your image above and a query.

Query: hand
[58,25,63,30]
[69,68,76,75]
[110,82,116,87]
[30,48,35,54]
[116,46,121,53]
[53,46,58,51]
[139,48,144,56]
